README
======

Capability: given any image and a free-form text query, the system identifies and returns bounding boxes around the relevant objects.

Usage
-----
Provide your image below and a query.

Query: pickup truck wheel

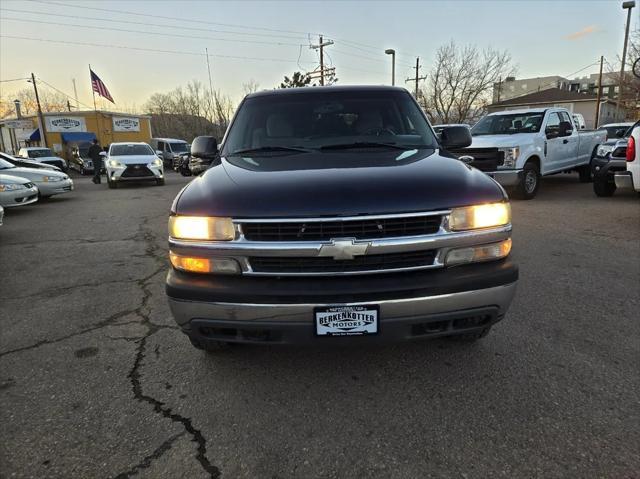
[155,178,165,186]
[512,162,540,200]
[107,178,117,189]
[593,176,616,197]
[448,327,491,342]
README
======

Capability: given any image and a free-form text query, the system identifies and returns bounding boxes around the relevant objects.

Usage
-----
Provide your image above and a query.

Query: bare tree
[609,28,639,119]
[242,79,260,96]
[0,87,69,118]
[420,41,515,124]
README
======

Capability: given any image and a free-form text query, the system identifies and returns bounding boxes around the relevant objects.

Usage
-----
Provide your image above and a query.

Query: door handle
[563,139,569,144]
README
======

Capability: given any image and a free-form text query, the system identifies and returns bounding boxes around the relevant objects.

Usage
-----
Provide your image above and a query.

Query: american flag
[90,69,114,103]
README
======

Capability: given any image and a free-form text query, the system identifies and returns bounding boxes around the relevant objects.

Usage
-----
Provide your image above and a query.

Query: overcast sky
[0,0,637,111]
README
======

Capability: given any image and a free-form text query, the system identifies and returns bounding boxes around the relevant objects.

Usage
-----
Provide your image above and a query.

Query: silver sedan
[0,156,73,198]
[0,174,39,208]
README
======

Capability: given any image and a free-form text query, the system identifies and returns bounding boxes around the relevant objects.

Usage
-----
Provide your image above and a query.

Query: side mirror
[440,126,472,150]
[191,136,218,159]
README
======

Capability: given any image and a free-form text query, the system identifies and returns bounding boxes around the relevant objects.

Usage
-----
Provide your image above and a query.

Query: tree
[610,28,639,119]
[0,87,69,119]
[242,79,260,96]
[279,71,313,88]
[420,41,514,124]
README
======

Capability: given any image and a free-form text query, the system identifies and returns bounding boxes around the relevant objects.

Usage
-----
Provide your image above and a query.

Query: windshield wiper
[320,142,416,150]
[229,146,311,155]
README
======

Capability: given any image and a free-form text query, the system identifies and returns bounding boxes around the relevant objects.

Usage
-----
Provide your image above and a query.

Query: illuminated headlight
[170,253,240,274]
[448,202,511,231]
[150,158,163,167]
[169,216,235,241]
[596,144,614,157]
[498,147,519,168]
[108,160,125,168]
[0,183,26,192]
[445,239,512,266]
[41,175,63,182]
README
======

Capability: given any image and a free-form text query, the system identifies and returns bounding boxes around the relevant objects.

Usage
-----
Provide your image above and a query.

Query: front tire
[578,158,594,183]
[593,176,616,197]
[107,178,117,189]
[512,161,540,200]
[155,178,165,186]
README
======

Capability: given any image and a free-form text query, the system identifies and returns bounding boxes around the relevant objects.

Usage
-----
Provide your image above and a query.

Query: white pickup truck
[454,108,606,199]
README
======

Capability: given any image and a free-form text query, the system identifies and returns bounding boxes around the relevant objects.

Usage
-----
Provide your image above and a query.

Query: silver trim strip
[168,282,518,327]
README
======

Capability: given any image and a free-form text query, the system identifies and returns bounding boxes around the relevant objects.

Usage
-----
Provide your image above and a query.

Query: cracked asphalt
[1,171,639,478]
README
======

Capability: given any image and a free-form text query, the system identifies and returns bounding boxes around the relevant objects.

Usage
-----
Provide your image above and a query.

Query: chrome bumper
[614,172,634,189]
[168,282,518,328]
[486,170,522,186]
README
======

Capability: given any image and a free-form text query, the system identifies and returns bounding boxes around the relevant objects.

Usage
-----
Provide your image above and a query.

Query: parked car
[68,143,98,175]
[17,147,67,171]
[0,205,4,226]
[0,156,73,198]
[572,113,586,130]
[166,86,518,352]
[0,152,61,172]
[454,108,605,199]
[592,124,633,197]
[598,122,634,141]
[105,142,164,188]
[150,138,190,167]
[614,120,640,193]
[0,174,39,208]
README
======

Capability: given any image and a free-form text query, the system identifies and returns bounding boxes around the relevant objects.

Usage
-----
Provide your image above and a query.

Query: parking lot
[0,170,638,478]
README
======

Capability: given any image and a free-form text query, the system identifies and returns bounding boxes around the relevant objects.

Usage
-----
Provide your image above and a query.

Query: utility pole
[385,49,396,86]
[67,99,72,112]
[405,57,427,98]
[496,76,502,102]
[594,56,604,129]
[310,35,334,85]
[616,0,636,120]
[30,73,48,148]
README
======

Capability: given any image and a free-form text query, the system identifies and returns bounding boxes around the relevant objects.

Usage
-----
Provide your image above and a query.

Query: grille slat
[242,215,442,241]
[449,148,505,172]
[250,250,437,274]
[121,164,154,178]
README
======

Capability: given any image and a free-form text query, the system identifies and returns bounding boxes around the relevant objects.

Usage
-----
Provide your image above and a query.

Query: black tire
[593,176,616,197]
[155,178,165,186]
[107,178,117,189]
[578,159,593,183]
[188,336,231,353]
[448,327,491,343]
[512,161,540,200]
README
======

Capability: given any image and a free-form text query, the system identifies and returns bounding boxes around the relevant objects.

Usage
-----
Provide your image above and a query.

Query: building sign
[112,117,140,132]
[46,116,87,132]
[3,120,33,129]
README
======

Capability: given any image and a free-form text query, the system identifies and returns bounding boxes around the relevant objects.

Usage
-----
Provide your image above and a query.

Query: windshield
[28,148,54,158]
[600,125,632,138]
[170,142,189,153]
[110,144,155,156]
[472,112,545,136]
[223,89,437,156]
[0,158,16,169]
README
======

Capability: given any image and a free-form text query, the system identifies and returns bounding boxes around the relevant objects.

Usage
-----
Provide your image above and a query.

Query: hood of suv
[173,150,506,217]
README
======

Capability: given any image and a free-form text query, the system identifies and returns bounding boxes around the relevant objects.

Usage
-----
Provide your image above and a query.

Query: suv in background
[150,138,190,168]
[597,122,634,142]
[17,147,67,171]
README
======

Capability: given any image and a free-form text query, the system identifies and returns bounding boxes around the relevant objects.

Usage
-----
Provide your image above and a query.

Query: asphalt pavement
[1,171,639,478]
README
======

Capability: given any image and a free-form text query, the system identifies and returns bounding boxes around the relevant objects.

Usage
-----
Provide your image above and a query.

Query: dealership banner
[112,117,140,132]
[3,120,33,129]
[45,116,87,132]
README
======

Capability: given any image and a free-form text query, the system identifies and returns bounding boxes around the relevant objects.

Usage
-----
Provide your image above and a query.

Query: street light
[385,49,396,86]
[617,0,635,120]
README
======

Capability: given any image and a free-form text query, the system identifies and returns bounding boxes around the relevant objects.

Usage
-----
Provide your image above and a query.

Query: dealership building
[0,110,152,160]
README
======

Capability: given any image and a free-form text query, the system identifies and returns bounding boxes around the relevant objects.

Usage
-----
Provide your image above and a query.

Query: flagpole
[89,64,101,145]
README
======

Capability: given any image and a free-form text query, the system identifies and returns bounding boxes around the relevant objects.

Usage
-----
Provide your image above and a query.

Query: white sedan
[0,156,73,198]
[0,174,39,208]
[105,142,164,189]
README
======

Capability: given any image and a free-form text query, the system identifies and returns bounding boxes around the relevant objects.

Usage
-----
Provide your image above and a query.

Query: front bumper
[485,169,522,186]
[593,157,626,179]
[167,259,518,344]
[614,171,634,189]
[108,164,163,182]
[0,186,39,208]
[37,178,74,196]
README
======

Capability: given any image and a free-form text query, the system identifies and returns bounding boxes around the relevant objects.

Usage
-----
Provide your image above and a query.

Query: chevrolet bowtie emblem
[318,238,370,260]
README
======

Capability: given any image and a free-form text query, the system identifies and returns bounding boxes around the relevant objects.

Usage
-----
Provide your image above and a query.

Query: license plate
[314,305,379,336]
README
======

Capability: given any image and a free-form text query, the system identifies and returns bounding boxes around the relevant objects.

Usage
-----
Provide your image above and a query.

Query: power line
[35,76,94,110]
[0,16,306,48]
[0,7,311,41]
[0,35,318,64]
[27,0,321,37]
[0,77,30,83]
[331,48,414,68]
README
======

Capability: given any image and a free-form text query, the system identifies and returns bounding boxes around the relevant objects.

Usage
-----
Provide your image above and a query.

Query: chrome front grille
[249,250,437,275]
[241,215,442,241]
